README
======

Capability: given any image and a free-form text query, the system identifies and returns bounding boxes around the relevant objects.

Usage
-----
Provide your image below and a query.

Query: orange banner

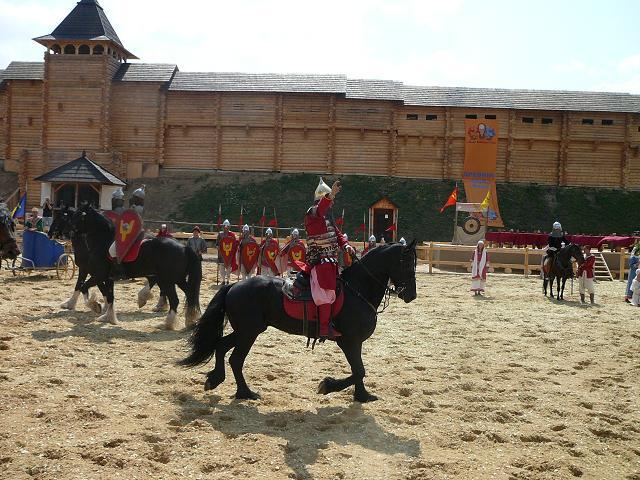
[463,119,503,227]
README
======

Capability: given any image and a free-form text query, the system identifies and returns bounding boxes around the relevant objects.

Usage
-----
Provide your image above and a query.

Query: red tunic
[218,230,239,271]
[259,238,280,273]
[304,196,349,290]
[578,254,595,278]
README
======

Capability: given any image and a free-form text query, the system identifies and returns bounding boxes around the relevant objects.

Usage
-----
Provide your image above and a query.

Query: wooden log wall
[111,82,163,164]
[3,66,640,204]
[44,55,108,152]
[0,88,7,166]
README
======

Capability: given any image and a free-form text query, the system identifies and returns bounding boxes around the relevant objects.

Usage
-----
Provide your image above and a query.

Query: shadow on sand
[172,393,420,479]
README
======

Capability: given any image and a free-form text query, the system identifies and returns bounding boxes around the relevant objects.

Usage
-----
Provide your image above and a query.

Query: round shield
[462,216,481,235]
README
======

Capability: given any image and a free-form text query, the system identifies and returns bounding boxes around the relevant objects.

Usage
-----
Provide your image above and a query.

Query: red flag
[259,206,266,227]
[268,218,278,227]
[354,222,365,233]
[440,186,459,213]
[335,208,345,226]
[385,224,397,232]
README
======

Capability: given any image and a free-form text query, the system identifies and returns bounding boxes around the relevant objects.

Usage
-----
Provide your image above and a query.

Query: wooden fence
[416,243,630,281]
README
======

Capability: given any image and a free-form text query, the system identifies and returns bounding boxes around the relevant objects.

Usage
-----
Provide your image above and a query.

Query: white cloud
[619,53,640,72]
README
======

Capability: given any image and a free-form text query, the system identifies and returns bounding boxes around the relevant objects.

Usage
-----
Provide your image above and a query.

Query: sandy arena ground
[0,262,638,480]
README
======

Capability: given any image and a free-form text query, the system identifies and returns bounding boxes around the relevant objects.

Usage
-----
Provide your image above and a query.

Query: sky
[1,0,639,93]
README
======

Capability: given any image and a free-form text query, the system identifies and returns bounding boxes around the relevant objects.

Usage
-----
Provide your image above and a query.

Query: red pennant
[440,186,459,213]
[385,224,397,232]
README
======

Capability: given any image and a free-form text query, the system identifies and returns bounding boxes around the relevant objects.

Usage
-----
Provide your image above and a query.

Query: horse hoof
[235,389,260,400]
[317,377,336,395]
[354,393,378,403]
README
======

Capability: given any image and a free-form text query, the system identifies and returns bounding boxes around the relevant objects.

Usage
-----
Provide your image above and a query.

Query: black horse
[73,204,202,329]
[49,206,166,314]
[180,241,418,403]
[543,243,584,300]
[0,207,20,261]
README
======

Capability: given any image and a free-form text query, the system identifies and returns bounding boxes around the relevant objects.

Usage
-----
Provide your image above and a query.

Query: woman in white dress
[471,240,489,296]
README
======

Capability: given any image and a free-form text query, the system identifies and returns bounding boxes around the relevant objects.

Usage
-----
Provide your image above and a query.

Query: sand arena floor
[0,263,638,480]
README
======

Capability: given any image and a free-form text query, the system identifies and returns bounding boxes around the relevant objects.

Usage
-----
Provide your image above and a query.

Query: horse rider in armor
[305,178,356,339]
[544,221,570,272]
[111,188,125,214]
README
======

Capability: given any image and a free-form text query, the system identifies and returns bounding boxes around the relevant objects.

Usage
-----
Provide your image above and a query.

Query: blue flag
[12,194,26,219]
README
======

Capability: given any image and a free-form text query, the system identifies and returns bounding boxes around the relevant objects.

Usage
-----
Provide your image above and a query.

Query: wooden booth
[34,152,126,210]
[369,197,398,243]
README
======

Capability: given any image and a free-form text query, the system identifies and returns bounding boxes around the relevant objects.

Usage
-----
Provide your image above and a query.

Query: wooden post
[443,107,452,178]
[327,95,336,174]
[388,106,398,176]
[619,250,626,282]
[505,110,515,182]
[524,247,529,278]
[274,94,283,172]
[428,241,433,274]
[558,112,569,186]
[157,85,167,166]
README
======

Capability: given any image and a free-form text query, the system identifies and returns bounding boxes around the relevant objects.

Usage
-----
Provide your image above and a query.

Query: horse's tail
[179,283,231,367]
[184,246,202,324]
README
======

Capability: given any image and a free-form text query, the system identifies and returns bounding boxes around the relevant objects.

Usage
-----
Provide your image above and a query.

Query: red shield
[115,210,143,262]
[103,210,119,225]
[262,240,280,274]
[241,238,259,272]
[219,234,237,267]
[288,241,306,265]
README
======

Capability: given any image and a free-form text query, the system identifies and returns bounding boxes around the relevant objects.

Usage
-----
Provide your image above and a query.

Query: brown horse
[0,206,20,262]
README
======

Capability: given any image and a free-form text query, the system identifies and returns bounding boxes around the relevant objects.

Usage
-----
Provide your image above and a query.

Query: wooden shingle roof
[168,71,347,94]
[1,62,45,81]
[33,0,137,59]
[34,152,126,186]
[114,63,178,83]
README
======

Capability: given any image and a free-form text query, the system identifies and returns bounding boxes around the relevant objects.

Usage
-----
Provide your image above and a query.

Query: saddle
[282,271,345,339]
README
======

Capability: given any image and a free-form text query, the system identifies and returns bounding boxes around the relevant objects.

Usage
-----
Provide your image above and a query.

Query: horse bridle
[344,246,417,315]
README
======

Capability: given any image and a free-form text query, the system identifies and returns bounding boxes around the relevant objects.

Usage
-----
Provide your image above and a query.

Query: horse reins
[343,247,416,315]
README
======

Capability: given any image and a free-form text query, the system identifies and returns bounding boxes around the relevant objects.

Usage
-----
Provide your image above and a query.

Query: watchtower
[33,0,137,171]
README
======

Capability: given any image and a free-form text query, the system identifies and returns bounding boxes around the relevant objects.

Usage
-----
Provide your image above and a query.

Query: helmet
[242,224,250,232]
[314,177,332,200]
[552,221,562,230]
[132,185,146,199]
[112,188,124,200]
[291,228,299,238]
[266,228,273,236]
[344,234,348,241]
[369,235,376,243]
[161,224,167,229]
[222,219,230,227]
[399,237,406,246]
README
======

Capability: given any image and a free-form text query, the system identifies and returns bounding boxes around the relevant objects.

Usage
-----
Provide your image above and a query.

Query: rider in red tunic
[305,178,355,339]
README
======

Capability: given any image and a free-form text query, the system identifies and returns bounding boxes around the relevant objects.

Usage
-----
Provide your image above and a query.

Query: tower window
[64,44,76,54]
[426,114,438,121]
[484,114,496,119]
[582,118,594,125]
[78,45,90,55]
[541,118,553,124]
[93,45,104,55]
[406,114,418,120]
[601,119,613,126]
[522,117,534,123]
[51,44,61,54]
[465,114,477,119]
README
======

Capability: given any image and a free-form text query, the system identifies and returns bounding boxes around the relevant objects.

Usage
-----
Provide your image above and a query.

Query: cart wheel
[57,254,76,280]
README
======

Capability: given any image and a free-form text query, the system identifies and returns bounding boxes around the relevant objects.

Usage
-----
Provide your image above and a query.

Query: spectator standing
[578,245,596,304]
[625,246,640,302]
[42,198,53,231]
[186,226,207,260]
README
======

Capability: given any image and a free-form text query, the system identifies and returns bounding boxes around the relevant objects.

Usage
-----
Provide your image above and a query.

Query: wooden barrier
[418,243,630,280]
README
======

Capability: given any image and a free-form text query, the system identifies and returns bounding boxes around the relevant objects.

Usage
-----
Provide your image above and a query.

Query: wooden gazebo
[34,151,126,209]
[369,196,399,243]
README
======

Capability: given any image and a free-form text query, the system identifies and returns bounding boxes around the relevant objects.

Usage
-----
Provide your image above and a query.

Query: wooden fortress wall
[1,74,640,207]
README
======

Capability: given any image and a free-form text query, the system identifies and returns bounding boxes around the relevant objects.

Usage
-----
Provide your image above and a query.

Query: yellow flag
[480,189,491,210]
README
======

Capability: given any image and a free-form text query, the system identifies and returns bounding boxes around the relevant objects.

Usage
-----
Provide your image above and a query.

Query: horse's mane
[341,243,401,281]
[78,205,113,234]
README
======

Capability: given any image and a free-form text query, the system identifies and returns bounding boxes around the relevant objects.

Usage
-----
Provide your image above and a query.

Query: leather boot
[318,304,341,338]
[590,294,595,304]
[580,294,585,304]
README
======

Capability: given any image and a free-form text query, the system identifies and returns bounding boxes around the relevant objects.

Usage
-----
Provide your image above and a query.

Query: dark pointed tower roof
[34,0,137,59]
